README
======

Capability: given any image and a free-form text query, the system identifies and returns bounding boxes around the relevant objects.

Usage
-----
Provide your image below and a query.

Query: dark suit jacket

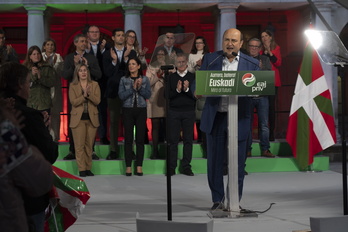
[0,45,19,65]
[103,46,137,98]
[253,54,272,71]
[87,41,111,93]
[200,50,260,135]
[62,52,102,83]
[87,41,110,68]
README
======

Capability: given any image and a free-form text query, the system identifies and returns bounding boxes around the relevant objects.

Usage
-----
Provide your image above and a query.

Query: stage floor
[66,162,346,232]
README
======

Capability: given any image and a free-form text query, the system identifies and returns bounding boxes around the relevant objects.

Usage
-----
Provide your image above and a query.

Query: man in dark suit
[200,28,260,210]
[86,25,111,145]
[103,28,137,160]
[62,34,102,160]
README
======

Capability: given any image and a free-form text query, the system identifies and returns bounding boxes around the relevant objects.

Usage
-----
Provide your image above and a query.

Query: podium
[196,70,275,216]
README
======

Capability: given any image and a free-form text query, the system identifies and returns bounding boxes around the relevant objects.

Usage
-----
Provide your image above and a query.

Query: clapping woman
[42,38,64,141]
[188,36,209,150]
[119,57,151,176]
[260,30,282,141]
[188,36,209,72]
[125,30,148,68]
[146,47,167,159]
[69,64,100,177]
[23,46,56,114]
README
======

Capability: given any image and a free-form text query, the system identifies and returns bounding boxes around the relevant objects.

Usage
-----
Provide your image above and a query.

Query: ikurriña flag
[44,166,90,232]
[286,40,336,171]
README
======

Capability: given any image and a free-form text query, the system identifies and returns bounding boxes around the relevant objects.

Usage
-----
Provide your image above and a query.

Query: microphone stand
[161,64,174,221]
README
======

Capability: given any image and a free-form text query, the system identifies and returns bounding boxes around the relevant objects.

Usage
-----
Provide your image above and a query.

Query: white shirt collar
[222,51,239,71]
[177,68,188,77]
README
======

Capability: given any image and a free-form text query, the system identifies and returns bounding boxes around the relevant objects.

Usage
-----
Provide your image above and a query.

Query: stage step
[53,141,329,176]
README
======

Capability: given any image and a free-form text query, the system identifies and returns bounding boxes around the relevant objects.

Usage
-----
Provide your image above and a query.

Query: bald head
[222,28,244,61]
[223,28,243,41]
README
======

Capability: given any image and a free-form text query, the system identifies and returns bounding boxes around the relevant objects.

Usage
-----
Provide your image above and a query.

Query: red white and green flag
[45,166,90,232]
[286,39,336,171]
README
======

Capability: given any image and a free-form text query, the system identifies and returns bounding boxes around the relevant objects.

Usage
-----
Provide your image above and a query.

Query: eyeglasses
[127,35,136,39]
[88,31,100,34]
[195,42,204,45]
[248,45,260,48]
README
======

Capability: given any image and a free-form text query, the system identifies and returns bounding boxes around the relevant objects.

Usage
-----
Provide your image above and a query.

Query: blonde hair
[71,64,92,84]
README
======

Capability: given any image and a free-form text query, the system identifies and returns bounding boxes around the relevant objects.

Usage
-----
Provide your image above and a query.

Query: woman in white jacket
[42,38,64,142]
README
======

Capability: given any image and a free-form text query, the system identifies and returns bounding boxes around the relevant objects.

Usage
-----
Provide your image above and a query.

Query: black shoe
[135,172,143,176]
[106,151,118,160]
[101,137,110,145]
[79,171,86,177]
[86,170,94,176]
[126,172,132,176]
[182,168,194,176]
[211,202,225,210]
[166,168,175,176]
[135,167,143,176]
[92,152,99,160]
[63,152,75,160]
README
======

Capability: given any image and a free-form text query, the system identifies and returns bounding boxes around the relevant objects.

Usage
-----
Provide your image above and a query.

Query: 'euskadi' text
[209,78,235,87]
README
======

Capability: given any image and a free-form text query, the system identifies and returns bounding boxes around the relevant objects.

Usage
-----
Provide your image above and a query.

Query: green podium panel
[195,70,275,95]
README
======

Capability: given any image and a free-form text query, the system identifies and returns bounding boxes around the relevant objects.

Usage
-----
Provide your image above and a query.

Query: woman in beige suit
[69,64,100,177]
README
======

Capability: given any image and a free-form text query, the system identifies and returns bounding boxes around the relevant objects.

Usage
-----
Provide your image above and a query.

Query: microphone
[207,52,226,68]
[232,52,260,68]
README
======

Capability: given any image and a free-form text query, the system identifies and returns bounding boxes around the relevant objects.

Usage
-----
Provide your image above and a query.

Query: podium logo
[242,73,256,87]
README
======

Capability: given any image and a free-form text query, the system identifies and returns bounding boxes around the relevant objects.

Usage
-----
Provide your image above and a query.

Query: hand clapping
[110,49,118,63]
[133,78,142,90]
[100,39,107,51]
[183,80,189,92]
[31,66,40,79]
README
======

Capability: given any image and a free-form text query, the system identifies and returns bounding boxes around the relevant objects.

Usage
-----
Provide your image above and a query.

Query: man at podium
[200,28,260,210]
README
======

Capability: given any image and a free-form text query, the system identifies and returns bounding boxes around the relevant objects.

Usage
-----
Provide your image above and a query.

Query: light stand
[305,29,348,215]
[161,64,175,221]
[149,33,195,221]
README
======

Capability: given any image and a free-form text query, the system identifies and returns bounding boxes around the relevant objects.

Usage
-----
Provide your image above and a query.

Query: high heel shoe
[135,166,143,176]
[126,167,132,176]
[135,172,143,176]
